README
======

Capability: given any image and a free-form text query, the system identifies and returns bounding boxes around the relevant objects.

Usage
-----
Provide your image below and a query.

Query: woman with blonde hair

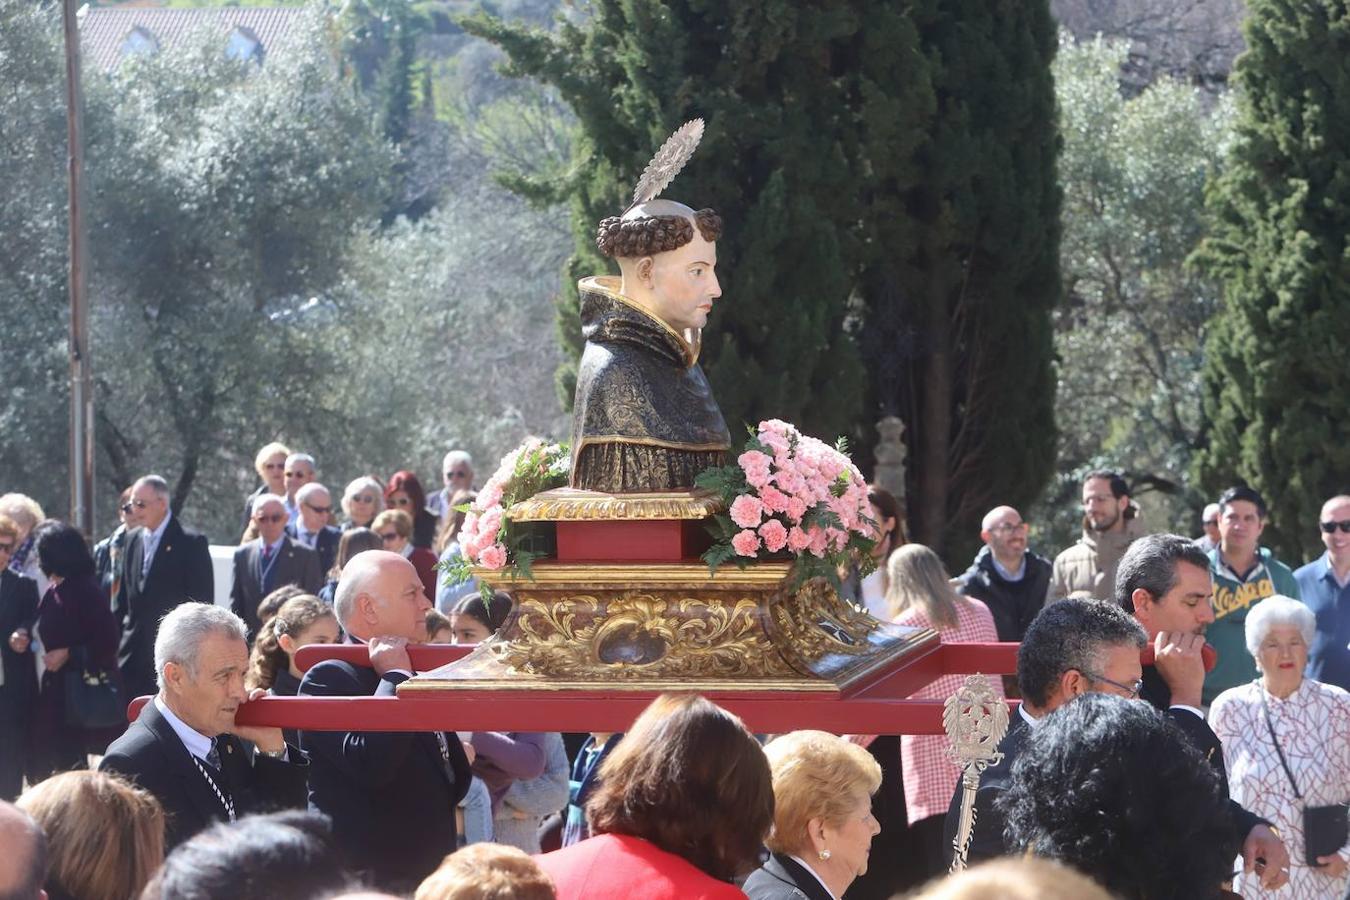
[0,493,48,592]
[744,730,883,900]
[241,442,290,534]
[885,544,1000,880]
[17,769,164,900]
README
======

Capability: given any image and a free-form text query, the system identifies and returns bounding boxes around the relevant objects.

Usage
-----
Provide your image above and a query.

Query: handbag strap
[1258,682,1302,800]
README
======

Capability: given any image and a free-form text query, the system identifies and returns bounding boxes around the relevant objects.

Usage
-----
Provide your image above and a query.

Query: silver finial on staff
[943,673,1010,873]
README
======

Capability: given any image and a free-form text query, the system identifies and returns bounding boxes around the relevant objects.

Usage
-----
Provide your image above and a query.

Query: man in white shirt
[100,603,307,848]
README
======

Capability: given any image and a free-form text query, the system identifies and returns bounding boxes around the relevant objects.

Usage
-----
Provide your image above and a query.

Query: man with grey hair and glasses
[943,597,1149,865]
[100,603,307,849]
[114,474,214,699]
[428,450,474,525]
[1117,533,1291,891]
[283,453,318,526]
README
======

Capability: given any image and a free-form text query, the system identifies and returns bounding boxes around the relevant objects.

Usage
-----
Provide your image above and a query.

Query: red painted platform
[127,642,1022,736]
[555,519,713,562]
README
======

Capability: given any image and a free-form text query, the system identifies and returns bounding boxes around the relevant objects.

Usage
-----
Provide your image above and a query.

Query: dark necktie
[261,545,276,593]
[205,736,223,771]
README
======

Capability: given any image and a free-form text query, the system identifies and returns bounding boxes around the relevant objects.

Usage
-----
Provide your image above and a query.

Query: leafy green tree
[1192,0,1350,562]
[0,0,75,520]
[1030,33,1236,553]
[859,1,1061,560]
[459,2,875,444]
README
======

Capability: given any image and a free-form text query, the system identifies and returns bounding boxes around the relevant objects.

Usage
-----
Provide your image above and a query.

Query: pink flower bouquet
[440,438,570,599]
[696,419,877,586]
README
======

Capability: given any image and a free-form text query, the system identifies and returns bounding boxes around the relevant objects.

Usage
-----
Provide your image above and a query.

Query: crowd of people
[1,450,1349,899]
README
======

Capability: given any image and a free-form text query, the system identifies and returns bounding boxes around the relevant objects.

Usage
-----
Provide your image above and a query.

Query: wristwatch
[258,745,288,760]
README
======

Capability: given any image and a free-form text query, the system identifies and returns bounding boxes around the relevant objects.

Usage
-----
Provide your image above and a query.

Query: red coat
[537,833,747,900]
[409,546,439,602]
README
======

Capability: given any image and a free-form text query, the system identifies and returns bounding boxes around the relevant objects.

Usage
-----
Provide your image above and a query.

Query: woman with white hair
[1210,594,1350,899]
[339,476,384,530]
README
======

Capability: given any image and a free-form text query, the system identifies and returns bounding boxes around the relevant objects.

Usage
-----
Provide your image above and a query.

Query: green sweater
[1203,546,1301,704]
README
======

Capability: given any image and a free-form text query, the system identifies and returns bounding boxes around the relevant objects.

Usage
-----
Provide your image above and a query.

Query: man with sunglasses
[116,475,215,700]
[1295,495,1350,691]
[427,450,474,526]
[230,495,322,642]
[287,483,341,576]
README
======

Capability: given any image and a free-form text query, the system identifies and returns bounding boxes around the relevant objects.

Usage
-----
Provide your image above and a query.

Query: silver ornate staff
[943,673,1009,873]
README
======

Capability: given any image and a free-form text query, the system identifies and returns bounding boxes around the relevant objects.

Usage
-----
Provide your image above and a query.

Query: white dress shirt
[141,511,173,580]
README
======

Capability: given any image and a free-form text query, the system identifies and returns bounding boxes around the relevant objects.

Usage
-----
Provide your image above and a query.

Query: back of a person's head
[148,811,352,900]
[586,693,774,882]
[999,693,1233,900]
[906,857,1113,900]
[0,800,46,900]
[885,543,958,626]
[17,770,163,900]
[414,843,555,900]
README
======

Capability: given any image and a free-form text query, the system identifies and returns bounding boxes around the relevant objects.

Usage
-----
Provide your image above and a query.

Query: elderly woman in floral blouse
[1210,594,1350,899]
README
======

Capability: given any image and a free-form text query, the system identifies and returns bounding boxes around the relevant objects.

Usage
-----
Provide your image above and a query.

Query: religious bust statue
[569,122,732,494]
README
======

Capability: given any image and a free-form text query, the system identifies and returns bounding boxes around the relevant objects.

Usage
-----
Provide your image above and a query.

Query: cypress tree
[1192,0,1350,561]
[459,2,931,442]
[859,1,1061,558]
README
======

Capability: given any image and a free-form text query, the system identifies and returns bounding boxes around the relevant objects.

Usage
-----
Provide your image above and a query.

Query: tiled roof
[79,6,304,73]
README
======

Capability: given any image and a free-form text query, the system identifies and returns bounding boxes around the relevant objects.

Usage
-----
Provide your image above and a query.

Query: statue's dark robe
[570,276,730,493]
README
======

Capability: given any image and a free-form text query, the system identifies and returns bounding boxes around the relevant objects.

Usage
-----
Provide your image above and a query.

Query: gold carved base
[403,562,937,694]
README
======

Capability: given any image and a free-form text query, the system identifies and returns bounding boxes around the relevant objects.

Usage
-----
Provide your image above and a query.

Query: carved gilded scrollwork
[489,592,797,680]
[769,578,876,669]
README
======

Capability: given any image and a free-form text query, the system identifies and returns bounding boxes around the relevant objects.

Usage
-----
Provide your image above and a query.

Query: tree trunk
[917,289,951,555]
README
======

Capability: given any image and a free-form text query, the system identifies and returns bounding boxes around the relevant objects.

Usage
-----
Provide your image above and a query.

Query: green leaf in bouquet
[514,549,542,582]
[701,541,741,577]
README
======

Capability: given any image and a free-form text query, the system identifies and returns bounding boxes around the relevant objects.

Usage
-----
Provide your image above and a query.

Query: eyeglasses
[305,504,332,515]
[1076,669,1143,700]
[0,542,12,554]
[130,499,149,509]
[390,497,411,507]
[353,494,375,504]
[1321,520,1350,534]
[262,462,284,471]
[284,470,307,479]
[378,531,400,543]
[446,470,469,479]
[987,522,1027,534]
[254,513,286,524]
[1203,519,1218,527]
[120,502,135,513]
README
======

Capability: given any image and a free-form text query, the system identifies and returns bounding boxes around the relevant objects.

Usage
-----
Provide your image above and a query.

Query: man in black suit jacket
[300,550,471,892]
[944,598,1149,865]
[115,475,215,700]
[287,483,342,577]
[231,494,323,640]
[0,530,40,801]
[1117,533,1290,891]
[100,603,307,849]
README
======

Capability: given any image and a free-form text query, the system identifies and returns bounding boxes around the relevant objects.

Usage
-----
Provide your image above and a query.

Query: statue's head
[596,199,723,333]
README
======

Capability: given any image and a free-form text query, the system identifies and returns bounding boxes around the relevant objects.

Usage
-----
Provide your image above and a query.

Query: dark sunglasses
[446,470,469,479]
[390,497,411,506]
[254,513,286,525]
[1321,520,1350,534]
[353,494,375,504]
[305,504,332,515]
[120,502,135,513]
[378,531,400,543]
[262,462,284,470]
[1203,519,1218,527]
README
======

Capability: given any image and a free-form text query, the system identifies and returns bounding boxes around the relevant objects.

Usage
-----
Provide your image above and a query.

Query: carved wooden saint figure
[569,120,732,493]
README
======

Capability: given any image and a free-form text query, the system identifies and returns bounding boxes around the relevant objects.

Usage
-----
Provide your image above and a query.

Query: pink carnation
[759,519,788,553]
[784,496,809,523]
[729,494,765,529]
[806,526,829,557]
[477,544,508,570]
[738,450,773,489]
[759,485,790,514]
[731,529,761,557]
[787,526,812,553]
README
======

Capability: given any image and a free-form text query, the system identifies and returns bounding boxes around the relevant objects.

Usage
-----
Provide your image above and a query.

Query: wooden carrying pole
[62,0,94,535]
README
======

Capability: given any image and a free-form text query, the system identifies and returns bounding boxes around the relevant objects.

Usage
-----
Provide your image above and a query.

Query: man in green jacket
[1204,485,1301,704]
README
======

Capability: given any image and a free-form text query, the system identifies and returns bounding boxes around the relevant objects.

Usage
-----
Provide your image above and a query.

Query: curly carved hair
[595,208,722,258]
